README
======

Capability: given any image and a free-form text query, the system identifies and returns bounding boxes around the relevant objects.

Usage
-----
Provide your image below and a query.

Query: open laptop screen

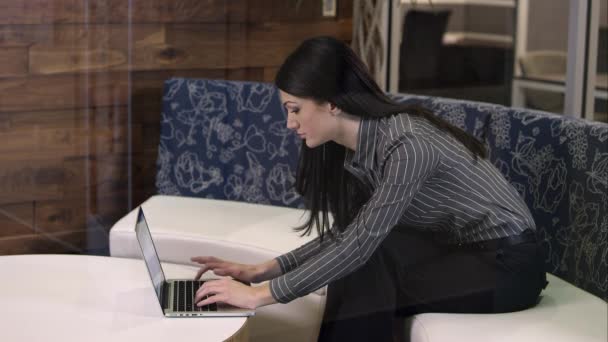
[135,208,167,303]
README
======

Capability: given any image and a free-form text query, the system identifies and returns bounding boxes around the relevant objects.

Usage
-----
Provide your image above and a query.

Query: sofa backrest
[486,107,607,301]
[157,78,607,300]
[156,78,303,208]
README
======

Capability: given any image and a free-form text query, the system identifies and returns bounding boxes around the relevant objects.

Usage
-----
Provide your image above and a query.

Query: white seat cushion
[110,195,318,260]
[405,273,607,342]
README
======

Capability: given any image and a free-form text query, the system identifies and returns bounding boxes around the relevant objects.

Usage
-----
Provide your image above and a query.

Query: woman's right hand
[190,256,280,284]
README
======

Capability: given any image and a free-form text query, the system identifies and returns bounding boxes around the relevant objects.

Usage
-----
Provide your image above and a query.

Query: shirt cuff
[275,252,298,275]
[269,276,299,304]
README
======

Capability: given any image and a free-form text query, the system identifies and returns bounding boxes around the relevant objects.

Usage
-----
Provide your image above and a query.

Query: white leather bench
[110,195,607,342]
[404,274,607,341]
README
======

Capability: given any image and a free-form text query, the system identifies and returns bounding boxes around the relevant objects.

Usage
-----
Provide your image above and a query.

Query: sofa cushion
[110,195,316,261]
[405,273,607,342]
[156,79,303,208]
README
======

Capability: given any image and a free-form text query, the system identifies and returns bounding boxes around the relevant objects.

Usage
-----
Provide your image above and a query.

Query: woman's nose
[286,118,299,130]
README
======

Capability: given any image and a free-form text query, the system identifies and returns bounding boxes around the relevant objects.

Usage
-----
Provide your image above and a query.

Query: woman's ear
[328,102,342,116]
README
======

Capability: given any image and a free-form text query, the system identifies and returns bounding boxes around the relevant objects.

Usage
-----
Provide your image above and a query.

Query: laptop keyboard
[173,280,218,312]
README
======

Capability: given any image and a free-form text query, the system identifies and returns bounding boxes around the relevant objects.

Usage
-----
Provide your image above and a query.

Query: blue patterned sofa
[155,79,304,208]
[110,78,607,342]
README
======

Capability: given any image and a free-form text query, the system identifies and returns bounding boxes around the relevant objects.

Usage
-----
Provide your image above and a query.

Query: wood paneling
[0,109,80,132]
[0,113,9,131]
[27,25,229,74]
[0,46,28,77]
[0,106,134,165]
[246,0,351,22]
[0,72,129,113]
[263,67,280,83]
[0,120,132,159]
[27,20,351,75]
[225,67,265,82]
[0,25,53,45]
[166,20,352,69]
[141,123,161,153]
[0,160,66,205]
[220,19,353,42]
[0,0,247,25]
[0,202,34,238]
[36,196,128,234]
[1,0,348,25]
[0,0,353,255]
[0,155,135,205]
[36,199,88,234]
[0,107,128,132]
[0,69,230,113]
[62,155,129,199]
[0,229,109,255]
[133,152,159,196]
[0,232,83,255]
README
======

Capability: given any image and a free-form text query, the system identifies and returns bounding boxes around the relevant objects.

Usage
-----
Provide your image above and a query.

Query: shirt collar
[344,117,378,171]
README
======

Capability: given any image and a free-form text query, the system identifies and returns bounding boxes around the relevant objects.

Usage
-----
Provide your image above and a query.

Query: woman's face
[279,90,337,148]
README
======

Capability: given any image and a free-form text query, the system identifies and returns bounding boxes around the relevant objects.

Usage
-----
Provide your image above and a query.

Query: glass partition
[390,0,516,105]
[0,0,353,256]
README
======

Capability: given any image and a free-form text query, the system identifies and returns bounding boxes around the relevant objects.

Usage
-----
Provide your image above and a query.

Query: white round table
[0,254,249,342]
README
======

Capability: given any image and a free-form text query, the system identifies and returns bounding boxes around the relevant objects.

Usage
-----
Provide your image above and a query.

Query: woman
[192,36,547,341]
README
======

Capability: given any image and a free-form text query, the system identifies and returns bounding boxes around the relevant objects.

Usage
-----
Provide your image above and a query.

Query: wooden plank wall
[0,0,353,255]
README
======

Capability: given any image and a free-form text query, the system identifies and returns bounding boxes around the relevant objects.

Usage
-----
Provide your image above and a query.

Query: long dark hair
[275,36,486,241]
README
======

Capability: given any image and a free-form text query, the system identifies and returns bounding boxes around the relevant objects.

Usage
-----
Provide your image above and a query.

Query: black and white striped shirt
[269,113,535,303]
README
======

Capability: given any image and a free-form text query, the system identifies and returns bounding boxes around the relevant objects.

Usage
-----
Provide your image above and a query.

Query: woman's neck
[332,113,361,151]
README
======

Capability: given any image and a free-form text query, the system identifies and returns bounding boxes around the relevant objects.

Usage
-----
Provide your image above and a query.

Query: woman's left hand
[194,278,274,310]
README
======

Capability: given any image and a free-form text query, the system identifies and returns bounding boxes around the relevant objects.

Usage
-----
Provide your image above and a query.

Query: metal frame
[389,0,401,92]
[564,0,588,117]
[585,0,601,120]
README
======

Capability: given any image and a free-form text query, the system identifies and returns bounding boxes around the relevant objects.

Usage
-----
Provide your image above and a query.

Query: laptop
[135,207,255,317]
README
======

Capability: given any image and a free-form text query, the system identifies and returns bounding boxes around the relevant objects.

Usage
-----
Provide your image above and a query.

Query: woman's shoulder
[376,113,432,143]
[374,114,439,158]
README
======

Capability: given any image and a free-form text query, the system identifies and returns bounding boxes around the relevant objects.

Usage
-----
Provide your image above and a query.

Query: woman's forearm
[254,259,283,283]
[253,282,277,308]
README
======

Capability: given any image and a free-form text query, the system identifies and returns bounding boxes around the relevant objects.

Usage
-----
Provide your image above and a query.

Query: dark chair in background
[398,9,513,106]
[597,28,607,75]
[399,9,451,90]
